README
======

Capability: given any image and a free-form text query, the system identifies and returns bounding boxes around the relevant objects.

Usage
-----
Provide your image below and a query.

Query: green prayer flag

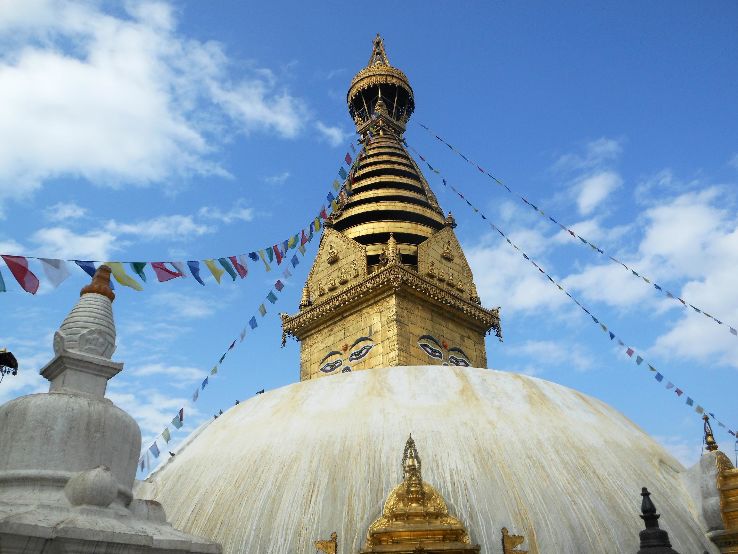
[130,262,147,282]
[218,258,237,281]
[267,291,278,304]
[171,416,183,429]
[0,268,6,293]
[333,180,341,191]
[211,365,218,375]
[162,428,171,443]
[266,248,274,263]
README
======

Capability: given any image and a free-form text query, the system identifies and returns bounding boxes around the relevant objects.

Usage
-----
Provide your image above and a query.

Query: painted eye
[448,355,470,367]
[348,344,373,362]
[341,366,352,373]
[319,359,343,373]
[419,343,443,359]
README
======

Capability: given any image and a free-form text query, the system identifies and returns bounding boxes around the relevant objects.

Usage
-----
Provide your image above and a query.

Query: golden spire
[704,414,719,452]
[361,435,480,552]
[80,265,115,302]
[368,33,390,66]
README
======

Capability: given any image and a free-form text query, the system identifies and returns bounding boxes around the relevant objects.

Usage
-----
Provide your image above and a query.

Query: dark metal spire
[637,488,680,554]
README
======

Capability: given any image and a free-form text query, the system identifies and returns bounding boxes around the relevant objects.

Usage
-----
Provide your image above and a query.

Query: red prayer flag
[300,229,308,246]
[151,262,183,282]
[2,255,40,294]
[272,245,283,265]
[625,348,634,357]
[320,207,328,220]
[229,256,248,278]
[345,153,352,165]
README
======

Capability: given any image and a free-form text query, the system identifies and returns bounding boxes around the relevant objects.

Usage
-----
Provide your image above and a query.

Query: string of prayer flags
[422,162,736,440]
[139,236,315,476]
[411,123,738,342]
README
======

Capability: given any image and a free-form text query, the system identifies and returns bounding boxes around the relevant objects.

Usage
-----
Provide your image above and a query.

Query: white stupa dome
[137,366,715,553]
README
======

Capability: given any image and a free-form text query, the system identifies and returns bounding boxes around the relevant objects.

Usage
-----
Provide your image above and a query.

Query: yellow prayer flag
[106,262,143,291]
[204,259,225,283]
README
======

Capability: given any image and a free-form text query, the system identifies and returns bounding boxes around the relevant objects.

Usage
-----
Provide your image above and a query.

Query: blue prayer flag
[201,377,208,390]
[686,397,694,406]
[149,442,160,458]
[187,261,205,286]
[248,252,259,262]
[291,255,299,268]
[655,373,663,382]
[249,316,257,329]
[192,389,199,402]
[267,291,278,304]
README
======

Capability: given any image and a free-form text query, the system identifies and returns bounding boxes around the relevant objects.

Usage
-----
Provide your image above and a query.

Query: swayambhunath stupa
[1,17,738,554]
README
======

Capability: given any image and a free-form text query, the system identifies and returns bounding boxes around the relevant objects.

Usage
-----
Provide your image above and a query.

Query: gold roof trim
[282,263,500,339]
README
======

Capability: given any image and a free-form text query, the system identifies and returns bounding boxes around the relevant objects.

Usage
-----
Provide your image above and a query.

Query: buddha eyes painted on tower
[318,336,375,374]
[417,335,471,367]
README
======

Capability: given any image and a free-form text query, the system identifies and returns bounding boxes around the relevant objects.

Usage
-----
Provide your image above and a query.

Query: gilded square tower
[282,35,501,380]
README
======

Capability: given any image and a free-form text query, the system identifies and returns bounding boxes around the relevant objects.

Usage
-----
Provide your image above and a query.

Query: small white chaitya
[0,266,221,553]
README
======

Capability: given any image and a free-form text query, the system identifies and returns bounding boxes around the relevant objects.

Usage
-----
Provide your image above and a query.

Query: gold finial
[368,34,390,66]
[386,233,400,265]
[80,265,115,302]
[402,434,425,504]
[314,531,337,554]
[299,284,311,310]
[501,527,528,554]
[704,414,719,452]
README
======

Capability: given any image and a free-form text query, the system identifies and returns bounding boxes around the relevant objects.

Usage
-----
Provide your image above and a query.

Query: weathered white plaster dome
[138,366,716,553]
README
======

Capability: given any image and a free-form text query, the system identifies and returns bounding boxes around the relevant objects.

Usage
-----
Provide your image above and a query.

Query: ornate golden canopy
[360,435,480,553]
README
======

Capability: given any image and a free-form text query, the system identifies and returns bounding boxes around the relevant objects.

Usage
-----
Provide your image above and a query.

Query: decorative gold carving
[442,240,455,261]
[314,532,337,554]
[299,284,311,309]
[327,243,338,265]
[352,260,360,278]
[502,528,528,554]
[360,436,481,553]
[338,267,349,285]
[328,278,337,291]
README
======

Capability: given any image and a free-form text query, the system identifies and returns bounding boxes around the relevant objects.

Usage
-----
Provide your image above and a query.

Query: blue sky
[1,1,737,471]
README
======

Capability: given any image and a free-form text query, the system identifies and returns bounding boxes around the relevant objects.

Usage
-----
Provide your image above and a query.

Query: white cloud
[653,434,700,468]
[106,387,198,437]
[147,291,216,319]
[130,362,206,383]
[555,137,622,172]
[264,171,291,185]
[105,214,214,241]
[315,121,347,147]
[729,154,738,171]
[574,171,622,215]
[511,340,594,372]
[0,0,307,202]
[0,238,24,255]
[44,201,87,222]
[30,226,118,260]
[198,199,254,223]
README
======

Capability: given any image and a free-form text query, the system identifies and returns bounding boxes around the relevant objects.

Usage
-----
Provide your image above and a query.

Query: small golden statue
[314,531,338,554]
[327,244,339,265]
[441,240,454,261]
[501,527,527,554]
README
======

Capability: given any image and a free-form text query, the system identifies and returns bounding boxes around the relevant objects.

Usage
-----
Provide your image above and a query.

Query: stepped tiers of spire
[282,35,500,380]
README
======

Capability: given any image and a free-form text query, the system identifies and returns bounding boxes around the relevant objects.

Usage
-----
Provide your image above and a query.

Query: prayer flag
[204,259,225,283]
[275,279,284,291]
[320,207,328,220]
[282,268,292,279]
[267,291,278,304]
[218,258,237,281]
[298,244,306,255]
[1,255,40,294]
[151,262,183,282]
[228,340,236,351]
[626,348,634,357]
[202,377,208,390]
[149,442,160,458]
[248,252,259,262]
[333,180,341,191]
[162,428,171,443]
[301,229,308,246]
[211,365,218,375]
[265,247,274,263]
[666,382,674,389]
[675,388,683,396]
[273,245,283,265]
[229,256,248,278]
[635,355,643,365]
[171,261,188,277]
[130,262,147,282]
[0,269,5,293]
[696,405,704,414]
[192,389,199,402]
[39,258,70,288]
[291,254,299,268]
[731,327,737,336]
[288,235,298,249]
[258,250,271,272]
[249,316,257,329]
[647,364,656,372]
[107,262,144,291]
[259,304,267,316]
[240,328,246,342]
[351,143,356,153]
[655,373,663,382]
[338,167,348,180]
[327,192,335,203]
[171,416,183,429]
[345,152,352,165]
[308,223,315,241]
[219,353,226,364]
[139,457,145,471]
[686,397,694,406]
[188,261,205,286]
[331,200,339,212]
[75,260,97,278]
